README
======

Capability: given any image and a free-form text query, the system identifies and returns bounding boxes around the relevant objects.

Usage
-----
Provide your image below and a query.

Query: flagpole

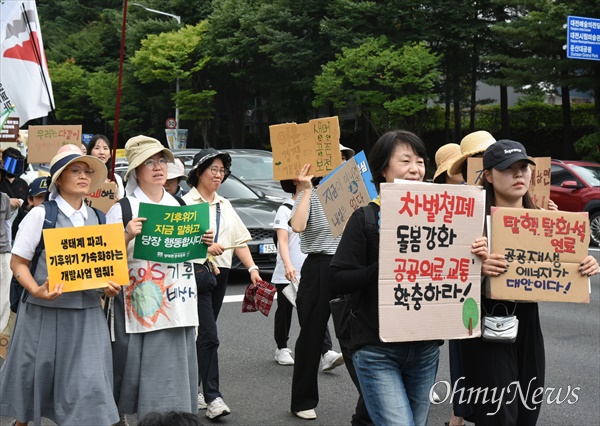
[111,0,129,181]
[20,4,55,123]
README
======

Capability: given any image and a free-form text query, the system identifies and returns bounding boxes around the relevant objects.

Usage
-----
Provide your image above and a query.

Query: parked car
[113,154,279,270]
[550,159,600,246]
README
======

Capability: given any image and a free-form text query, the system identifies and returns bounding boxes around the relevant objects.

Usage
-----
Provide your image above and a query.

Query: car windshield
[229,155,273,182]
[571,165,600,186]
[218,177,259,200]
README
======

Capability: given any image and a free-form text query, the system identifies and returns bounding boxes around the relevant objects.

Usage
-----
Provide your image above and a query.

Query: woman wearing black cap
[183,148,263,420]
[459,140,599,425]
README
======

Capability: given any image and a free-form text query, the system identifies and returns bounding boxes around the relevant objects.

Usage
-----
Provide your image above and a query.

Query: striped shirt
[292,187,341,255]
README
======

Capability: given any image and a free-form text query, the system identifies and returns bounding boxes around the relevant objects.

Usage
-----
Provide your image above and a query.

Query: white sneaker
[321,350,344,372]
[275,348,295,365]
[197,392,207,410]
[294,408,317,420]
[206,397,231,419]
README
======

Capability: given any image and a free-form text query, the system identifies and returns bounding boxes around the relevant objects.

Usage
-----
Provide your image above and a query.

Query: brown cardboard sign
[316,158,370,238]
[270,116,342,180]
[0,117,19,142]
[529,157,551,210]
[27,125,83,163]
[379,181,486,342]
[487,207,590,303]
[466,156,550,209]
[84,181,118,214]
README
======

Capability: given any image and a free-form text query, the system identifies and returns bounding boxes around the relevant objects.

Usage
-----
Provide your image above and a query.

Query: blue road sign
[567,16,600,61]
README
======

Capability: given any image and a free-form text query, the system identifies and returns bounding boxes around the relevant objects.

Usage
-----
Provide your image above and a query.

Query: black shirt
[329,204,382,350]
[0,176,29,202]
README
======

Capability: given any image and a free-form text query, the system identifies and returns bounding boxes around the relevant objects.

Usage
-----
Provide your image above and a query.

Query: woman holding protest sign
[329,131,489,426]
[106,136,205,423]
[458,140,599,425]
[182,148,263,420]
[0,147,121,426]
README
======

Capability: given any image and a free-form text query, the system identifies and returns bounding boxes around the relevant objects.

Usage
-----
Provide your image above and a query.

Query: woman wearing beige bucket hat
[106,136,206,422]
[0,146,121,426]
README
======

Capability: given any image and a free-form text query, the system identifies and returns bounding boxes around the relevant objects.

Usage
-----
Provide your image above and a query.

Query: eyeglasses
[144,158,168,168]
[209,166,227,176]
[66,166,95,177]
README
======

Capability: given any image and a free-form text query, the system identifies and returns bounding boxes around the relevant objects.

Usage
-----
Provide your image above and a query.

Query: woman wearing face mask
[87,134,124,199]
[1,147,120,426]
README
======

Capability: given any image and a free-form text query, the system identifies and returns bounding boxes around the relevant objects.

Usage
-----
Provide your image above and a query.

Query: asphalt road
[2,247,599,425]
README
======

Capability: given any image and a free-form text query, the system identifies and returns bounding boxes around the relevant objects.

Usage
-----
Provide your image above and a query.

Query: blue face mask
[3,154,25,176]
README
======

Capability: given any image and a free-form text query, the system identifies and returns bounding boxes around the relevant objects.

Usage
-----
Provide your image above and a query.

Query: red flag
[0,1,54,124]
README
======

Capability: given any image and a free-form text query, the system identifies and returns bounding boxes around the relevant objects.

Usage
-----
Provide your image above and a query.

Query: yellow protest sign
[27,125,84,163]
[270,116,342,180]
[43,223,129,292]
[487,207,590,303]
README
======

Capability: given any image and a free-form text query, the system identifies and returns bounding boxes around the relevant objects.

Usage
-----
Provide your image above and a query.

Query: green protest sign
[133,202,209,263]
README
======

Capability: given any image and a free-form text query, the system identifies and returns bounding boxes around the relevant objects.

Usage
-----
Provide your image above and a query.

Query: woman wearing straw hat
[433,143,465,185]
[106,136,202,423]
[0,146,121,426]
[433,143,470,426]
[447,131,497,183]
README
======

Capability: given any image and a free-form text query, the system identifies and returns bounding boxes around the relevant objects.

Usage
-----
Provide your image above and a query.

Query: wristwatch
[248,265,259,273]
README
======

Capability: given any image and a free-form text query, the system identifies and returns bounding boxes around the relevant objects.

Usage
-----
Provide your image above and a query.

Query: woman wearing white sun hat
[106,136,206,422]
[0,146,120,426]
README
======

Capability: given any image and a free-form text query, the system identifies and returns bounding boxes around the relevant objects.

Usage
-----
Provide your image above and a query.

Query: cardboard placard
[379,182,486,342]
[466,156,551,209]
[529,157,551,210]
[133,202,210,263]
[487,207,590,303]
[44,223,129,292]
[317,152,374,238]
[270,116,342,180]
[84,181,118,214]
[0,116,19,142]
[27,125,83,163]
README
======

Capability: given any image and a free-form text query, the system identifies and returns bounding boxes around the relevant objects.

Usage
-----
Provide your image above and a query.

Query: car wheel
[590,211,600,247]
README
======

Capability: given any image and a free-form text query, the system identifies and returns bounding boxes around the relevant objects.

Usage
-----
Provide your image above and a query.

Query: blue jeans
[353,342,440,426]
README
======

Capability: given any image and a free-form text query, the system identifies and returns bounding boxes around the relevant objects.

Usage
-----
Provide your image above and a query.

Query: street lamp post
[130,3,181,130]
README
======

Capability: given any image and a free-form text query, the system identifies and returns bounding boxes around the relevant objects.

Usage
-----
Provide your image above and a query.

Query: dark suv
[550,160,600,246]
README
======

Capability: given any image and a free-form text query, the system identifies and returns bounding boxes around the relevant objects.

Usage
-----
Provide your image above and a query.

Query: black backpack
[10,200,106,312]
[273,202,293,248]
